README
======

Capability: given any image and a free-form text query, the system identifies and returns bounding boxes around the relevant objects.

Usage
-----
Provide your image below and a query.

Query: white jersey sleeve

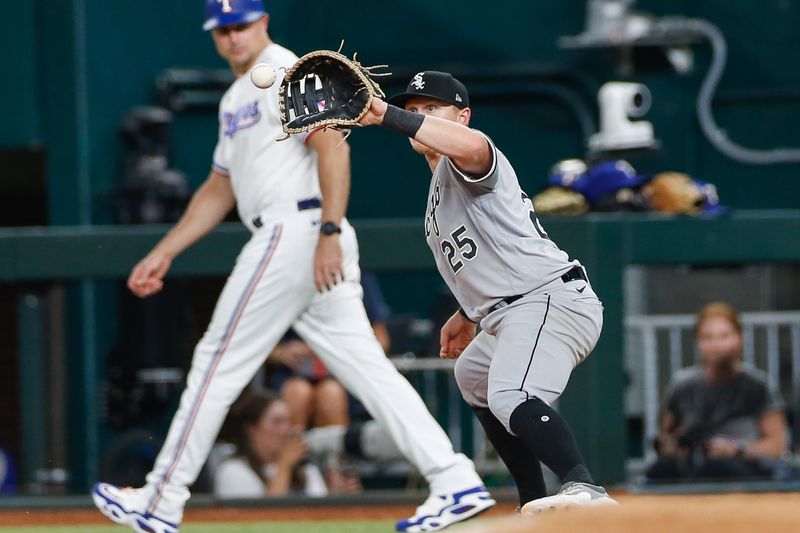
[211,102,234,177]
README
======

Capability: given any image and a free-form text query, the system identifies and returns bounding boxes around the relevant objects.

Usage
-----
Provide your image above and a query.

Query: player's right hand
[314,234,345,292]
[357,98,388,127]
[439,311,477,359]
[127,251,173,298]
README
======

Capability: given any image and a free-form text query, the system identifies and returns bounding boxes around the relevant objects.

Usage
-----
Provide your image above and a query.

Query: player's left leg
[480,287,617,513]
[94,217,318,530]
[474,407,548,507]
[453,333,547,507]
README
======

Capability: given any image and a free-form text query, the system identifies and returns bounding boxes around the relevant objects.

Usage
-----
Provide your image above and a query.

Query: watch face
[320,222,340,235]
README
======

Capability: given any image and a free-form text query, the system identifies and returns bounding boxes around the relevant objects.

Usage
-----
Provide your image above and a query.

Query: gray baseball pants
[454,279,603,434]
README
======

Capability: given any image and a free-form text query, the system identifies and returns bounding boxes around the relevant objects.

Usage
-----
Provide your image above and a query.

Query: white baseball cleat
[520,481,618,515]
[92,482,179,533]
[395,485,496,532]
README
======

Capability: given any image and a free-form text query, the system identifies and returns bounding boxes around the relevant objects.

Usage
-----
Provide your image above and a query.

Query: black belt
[560,264,588,284]
[251,198,321,229]
[489,265,588,313]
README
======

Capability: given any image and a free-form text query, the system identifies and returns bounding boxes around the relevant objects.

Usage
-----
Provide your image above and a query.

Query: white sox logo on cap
[411,72,426,90]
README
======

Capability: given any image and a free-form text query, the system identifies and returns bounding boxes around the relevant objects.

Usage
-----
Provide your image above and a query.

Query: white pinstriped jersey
[212,43,319,222]
[424,134,581,320]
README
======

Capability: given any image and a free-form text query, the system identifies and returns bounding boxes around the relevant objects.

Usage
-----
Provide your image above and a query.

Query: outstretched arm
[359,98,492,176]
[127,170,235,297]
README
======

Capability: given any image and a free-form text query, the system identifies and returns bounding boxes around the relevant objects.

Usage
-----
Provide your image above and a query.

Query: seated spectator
[269,339,349,429]
[646,302,789,482]
[214,390,328,499]
[264,274,391,493]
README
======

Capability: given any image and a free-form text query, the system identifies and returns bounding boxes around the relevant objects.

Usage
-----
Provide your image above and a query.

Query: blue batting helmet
[203,0,265,31]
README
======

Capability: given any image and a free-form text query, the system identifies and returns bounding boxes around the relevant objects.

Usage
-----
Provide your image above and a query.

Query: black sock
[508,398,594,485]
[472,407,546,506]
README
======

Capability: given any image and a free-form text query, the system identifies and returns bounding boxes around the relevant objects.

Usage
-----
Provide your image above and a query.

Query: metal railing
[625,311,800,466]
[389,356,504,475]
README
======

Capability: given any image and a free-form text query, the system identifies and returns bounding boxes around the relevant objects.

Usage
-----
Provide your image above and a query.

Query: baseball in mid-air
[250,63,276,89]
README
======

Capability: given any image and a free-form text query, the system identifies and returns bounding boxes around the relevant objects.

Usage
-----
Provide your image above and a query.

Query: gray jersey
[662,365,784,446]
[424,134,580,320]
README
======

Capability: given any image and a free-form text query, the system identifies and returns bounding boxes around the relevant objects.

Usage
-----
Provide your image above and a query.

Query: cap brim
[387,92,465,109]
[387,92,424,109]
[203,11,265,31]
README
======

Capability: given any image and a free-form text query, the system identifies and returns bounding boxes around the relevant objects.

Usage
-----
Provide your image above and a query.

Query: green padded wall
[9,0,799,222]
[6,0,799,490]
[0,1,39,147]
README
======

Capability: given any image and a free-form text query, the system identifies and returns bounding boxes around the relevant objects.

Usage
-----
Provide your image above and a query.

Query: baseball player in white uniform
[358,71,619,513]
[91,3,494,533]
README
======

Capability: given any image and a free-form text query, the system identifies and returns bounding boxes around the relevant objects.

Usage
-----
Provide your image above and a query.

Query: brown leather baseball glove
[279,48,388,136]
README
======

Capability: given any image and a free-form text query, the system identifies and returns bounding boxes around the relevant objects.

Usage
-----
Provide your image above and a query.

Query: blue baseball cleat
[92,482,179,533]
[396,485,496,532]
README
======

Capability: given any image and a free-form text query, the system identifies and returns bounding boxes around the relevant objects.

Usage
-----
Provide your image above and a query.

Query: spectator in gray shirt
[646,302,789,481]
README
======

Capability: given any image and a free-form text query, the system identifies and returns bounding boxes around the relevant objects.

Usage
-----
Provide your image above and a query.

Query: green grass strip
[0,520,397,533]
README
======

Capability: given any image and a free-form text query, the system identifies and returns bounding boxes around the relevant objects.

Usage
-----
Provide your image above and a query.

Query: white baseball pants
[133,208,480,521]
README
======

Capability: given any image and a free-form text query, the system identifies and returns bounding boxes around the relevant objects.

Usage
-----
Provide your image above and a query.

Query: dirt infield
[462,493,800,533]
[2,493,800,530]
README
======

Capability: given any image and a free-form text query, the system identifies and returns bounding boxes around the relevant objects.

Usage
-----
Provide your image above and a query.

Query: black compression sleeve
[472,407,546,505]
[381,105,425,138]
[509,398,594,485]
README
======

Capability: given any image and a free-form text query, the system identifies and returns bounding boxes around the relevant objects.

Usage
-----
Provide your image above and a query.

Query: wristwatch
[319,221,342,235]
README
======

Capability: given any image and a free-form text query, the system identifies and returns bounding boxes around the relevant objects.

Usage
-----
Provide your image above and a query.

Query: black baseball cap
[388,71,470,110]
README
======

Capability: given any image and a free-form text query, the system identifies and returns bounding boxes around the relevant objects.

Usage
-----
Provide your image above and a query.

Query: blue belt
[251,198,321,229]
[297,198,322,211]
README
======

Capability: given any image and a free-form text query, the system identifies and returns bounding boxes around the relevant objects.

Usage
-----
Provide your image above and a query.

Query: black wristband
[458,307,476,323]
[382,105,425,138]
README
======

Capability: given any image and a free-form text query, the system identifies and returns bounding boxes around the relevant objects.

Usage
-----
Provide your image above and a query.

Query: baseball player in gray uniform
[359,71,618,513]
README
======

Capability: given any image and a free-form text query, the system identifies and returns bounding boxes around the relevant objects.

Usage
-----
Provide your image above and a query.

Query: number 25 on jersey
[441,225,478,274]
